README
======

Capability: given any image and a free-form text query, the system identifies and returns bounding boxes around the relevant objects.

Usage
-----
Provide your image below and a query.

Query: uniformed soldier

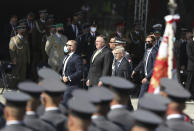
[130,109,163,131]
[9,24,30,86]
[67,95,97,131]
[36,67,67,116]
[88,87,123,131]
[39,79,68,131]
[45,23,68,72]
[32,9,48,70]
[1,91,33,131]
[18,81,56,131]
[160,78,192,123]
[138,93,171,118]
[100,76,134,131]
[47,25,56,37]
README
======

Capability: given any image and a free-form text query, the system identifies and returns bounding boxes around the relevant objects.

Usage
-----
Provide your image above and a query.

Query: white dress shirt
[6,120,23,126]
[110,104,127,110]
[62,52,75,76]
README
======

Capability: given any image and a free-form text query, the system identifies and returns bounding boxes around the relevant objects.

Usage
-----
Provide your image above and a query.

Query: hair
[5,106,25,120]
[147,35,156,42]
[113,46,125,53]
[26,97,40,111]
[97,35,107,43]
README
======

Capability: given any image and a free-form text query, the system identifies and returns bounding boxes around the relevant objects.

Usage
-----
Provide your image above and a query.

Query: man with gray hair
[112,46,132,80]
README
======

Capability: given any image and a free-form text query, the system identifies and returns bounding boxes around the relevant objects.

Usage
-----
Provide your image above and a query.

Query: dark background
[0,0,84,24]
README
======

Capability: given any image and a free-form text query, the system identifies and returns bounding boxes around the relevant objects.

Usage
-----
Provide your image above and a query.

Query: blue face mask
[64,46,69,53]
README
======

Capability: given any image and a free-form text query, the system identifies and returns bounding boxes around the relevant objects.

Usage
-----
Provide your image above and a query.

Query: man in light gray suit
[1,91,33,131]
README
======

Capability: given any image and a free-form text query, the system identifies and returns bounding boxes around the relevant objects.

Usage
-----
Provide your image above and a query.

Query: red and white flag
[148,14,180,94]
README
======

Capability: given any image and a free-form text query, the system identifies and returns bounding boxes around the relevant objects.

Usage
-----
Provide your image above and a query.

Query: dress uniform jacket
[107,107,134,131]
[91,116,123,131]
[0,124,33,131]
[24,113,56,131]
[9,34,30,82]
[45,34,68,72]
[40,110,68,131]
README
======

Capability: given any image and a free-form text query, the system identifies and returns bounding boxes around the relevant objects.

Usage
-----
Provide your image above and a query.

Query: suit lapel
[91,47,107,64]
[66,53,74,68]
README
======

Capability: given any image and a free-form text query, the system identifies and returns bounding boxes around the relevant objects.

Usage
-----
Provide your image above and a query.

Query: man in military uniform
[67,93,97,131]
[100,76,134,131]
[1,91,33,131]
[45,23,68,72]
[88,87,123,131]
[39,79,68,131]
[18,81,56,131]
[9,24,30,86]
[31,9,48,79]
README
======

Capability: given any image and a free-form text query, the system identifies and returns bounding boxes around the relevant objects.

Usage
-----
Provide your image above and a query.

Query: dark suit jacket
[88,47,114,86]
[134,47,157,80]
[107,108,134,131]
[24,114,56,131]
[114,57,132,80]
[65,24,78,40]
[76,32,98,62]
[62,53,83,87]
[186,40,194,71]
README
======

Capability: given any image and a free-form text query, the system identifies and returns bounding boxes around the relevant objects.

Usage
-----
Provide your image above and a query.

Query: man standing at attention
[45,23,68,72]
[86,35,113,87]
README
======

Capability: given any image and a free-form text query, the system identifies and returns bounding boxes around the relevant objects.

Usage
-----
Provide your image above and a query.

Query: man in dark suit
[62,40,83,107]
[112,46,132,80]
[86,35,114,87]
[186,29,194,99]
[65,15,79,40]
[76,22,99,63]
[131,36,157,98]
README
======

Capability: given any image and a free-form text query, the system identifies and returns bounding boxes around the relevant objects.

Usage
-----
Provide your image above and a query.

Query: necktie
[115,61,120,74]
[63,54,69,75]
[92,50,101,63]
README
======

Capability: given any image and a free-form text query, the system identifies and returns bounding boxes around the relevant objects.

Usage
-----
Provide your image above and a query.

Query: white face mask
[90,27,97,33]
[64,46,69,53]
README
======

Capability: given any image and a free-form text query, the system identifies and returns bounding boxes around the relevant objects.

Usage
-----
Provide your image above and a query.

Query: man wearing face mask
[9,24,30,87]
[81,22,99,63]
[131,36,157,99]
[61,40,83,108]
[45,23,68,73]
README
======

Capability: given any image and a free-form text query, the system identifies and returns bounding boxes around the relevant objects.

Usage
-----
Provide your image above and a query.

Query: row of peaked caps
[2,67,193,131]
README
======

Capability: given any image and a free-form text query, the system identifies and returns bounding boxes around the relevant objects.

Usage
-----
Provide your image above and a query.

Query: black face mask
[146,42,153,49]
[57,30,64,34]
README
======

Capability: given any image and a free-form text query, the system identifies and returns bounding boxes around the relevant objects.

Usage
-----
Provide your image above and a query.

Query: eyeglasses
[145,41,152,43]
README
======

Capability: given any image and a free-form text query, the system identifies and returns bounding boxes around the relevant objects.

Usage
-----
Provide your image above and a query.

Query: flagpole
[167,0,177,79]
